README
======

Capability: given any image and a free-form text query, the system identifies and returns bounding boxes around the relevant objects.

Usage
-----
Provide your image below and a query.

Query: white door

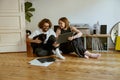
[0,0,26,52]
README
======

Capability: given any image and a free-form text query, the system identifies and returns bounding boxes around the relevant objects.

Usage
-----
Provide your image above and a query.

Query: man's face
[42,23,50,32]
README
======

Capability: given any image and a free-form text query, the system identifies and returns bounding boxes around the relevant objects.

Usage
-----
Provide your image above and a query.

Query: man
[27,18,65,60]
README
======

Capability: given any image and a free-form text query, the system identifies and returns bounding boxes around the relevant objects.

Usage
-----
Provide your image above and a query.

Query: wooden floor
[0,51,120,80]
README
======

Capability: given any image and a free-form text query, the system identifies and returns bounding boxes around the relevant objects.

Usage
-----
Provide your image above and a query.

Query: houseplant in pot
[25,1,35,35]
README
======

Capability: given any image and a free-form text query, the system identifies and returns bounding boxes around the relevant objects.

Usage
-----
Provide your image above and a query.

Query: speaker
[100,25,107,34]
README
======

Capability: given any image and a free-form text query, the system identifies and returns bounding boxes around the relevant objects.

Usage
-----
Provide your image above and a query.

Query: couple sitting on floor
[27,17,101,60]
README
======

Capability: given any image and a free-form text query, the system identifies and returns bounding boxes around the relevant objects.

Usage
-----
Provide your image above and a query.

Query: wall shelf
[83,34,110,52]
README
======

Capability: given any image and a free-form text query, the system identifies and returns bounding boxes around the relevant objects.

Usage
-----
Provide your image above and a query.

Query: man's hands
[53,42,60,47]
[34,38,42,43]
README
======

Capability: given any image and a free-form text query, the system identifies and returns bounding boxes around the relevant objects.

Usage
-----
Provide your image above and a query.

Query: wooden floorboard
[0,51,120,80]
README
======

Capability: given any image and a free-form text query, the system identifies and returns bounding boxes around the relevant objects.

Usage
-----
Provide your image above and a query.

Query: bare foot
[89,53,101,59]
[84,55,89,59]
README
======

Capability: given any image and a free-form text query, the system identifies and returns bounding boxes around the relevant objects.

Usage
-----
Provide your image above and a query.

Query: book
[57,32,73,43]
[29,57,55,67]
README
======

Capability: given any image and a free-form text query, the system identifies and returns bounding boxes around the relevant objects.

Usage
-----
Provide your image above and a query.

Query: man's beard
[42,28,49,32]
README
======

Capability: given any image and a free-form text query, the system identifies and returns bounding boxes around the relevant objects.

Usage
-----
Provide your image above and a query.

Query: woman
[27,18,65,59]
[56,17,101,59]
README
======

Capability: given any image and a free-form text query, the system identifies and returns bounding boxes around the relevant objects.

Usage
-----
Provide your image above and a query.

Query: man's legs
[46,35,65,60]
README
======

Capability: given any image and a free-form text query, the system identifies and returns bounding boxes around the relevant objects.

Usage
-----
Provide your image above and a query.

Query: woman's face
[42,22,50,32]
[58,20,65,29]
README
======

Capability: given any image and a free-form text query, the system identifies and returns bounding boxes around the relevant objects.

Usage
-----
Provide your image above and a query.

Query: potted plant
[25,1,35,22]
[25,1,35,35]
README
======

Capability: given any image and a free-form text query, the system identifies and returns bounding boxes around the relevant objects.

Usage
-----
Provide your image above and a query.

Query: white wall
[27,0,120,48]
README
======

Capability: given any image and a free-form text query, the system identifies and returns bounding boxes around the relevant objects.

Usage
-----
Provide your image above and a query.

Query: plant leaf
[26,12,33,17]
[25,2,32,10]
[24,1,35,22]
[25,12,33,22]
[26,15,31,22]
[28,8,35,12]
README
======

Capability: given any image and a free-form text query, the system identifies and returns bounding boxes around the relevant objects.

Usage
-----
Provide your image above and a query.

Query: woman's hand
[68,36,74,41]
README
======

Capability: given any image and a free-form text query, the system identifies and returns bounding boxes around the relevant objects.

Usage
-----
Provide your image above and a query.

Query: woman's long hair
[58,17,70,29]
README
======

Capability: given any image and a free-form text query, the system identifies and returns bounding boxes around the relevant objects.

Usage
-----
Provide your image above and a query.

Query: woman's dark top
[61,27,71,34]
[59,27,74,53]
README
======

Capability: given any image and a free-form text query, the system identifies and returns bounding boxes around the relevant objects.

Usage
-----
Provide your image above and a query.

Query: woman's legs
[72,38,86,57]
[84,51,101,59]
[72,38,101,59]
[59,42,74,54]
